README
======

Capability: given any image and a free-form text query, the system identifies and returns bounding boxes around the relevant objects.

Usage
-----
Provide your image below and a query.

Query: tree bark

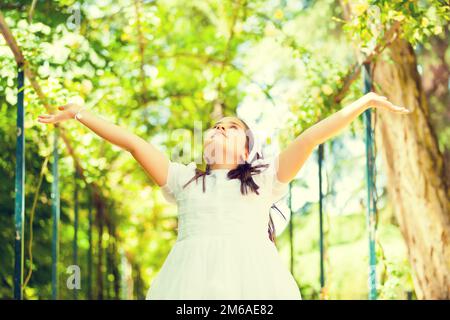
[422,28,450,187]
[372,38,450,299]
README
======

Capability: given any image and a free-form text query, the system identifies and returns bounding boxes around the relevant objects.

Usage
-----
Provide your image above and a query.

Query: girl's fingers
[375,100,411,114]
[37,114,56,123]
[397,106,411,113]
[371,95,411,114]
[379,100,393,109]
[391,105,411,113]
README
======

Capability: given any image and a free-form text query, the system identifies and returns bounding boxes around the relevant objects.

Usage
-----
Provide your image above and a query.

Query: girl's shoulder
[160,156,288,204]
[160,160,198,204]
[252,156,289,202]
[251,156,280,177]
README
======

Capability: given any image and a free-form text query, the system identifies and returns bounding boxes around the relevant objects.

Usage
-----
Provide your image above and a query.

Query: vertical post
[73,170,79,299]
[105,236,110,300]
[97,214,104,300]
[288,182,294,274]
[318,144,325,296]
[14,64,25,300]
[363,62,377,300]
[51,128,60,300]
[120,249,127,300]
[406,290,413,300]
[87,192,93,299]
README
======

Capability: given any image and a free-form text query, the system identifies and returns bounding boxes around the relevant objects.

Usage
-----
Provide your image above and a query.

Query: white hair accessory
[246,126,263,164]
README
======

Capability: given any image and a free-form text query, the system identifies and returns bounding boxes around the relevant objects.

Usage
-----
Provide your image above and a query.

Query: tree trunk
[372,38,450,299]
[422,29,450,187]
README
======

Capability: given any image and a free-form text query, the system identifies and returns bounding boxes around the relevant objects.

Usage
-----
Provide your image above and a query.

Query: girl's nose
[216,125,226,135]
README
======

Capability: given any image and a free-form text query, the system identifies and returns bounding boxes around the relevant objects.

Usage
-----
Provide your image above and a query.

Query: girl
[38,91,410,299]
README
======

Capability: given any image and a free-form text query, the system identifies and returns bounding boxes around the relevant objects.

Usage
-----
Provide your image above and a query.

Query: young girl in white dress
[38,92,410,299]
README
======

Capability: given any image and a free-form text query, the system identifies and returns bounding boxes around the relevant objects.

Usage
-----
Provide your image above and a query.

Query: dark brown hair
[181,117,287,244]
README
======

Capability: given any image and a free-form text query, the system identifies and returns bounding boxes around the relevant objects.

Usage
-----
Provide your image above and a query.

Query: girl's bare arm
[276,92,411,183]
[38,104,169,187]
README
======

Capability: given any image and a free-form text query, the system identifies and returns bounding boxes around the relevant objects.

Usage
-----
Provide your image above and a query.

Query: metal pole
[288,182,294,274]
[120,249,127,300]
[14,64,25,300]
[88,192,93,299]
[73,170,79,299]
[363,62,377,300]
[51,128,60,300]
[318,144,325,294]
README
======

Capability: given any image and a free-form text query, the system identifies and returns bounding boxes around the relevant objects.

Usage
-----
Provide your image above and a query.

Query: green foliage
[277,208,414,300]
[341,0,449,49]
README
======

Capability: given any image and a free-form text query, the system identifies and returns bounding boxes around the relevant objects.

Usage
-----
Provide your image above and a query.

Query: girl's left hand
[362,92,411,114]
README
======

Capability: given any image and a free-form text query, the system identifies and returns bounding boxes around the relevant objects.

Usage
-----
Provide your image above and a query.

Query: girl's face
[203,117,249,166]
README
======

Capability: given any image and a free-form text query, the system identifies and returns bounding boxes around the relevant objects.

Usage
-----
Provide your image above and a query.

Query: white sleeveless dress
[146,156,302,300]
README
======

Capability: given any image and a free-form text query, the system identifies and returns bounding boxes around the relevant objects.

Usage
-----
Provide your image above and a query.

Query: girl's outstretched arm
[38,103,169,187]
[276,92,411,183]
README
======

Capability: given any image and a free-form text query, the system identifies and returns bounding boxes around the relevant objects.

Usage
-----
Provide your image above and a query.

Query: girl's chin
[204,154,242,165]
[204,140,225,150]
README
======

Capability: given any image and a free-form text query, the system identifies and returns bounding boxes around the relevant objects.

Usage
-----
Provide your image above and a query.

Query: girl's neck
[209,164,238,171]
[208,156,248,171]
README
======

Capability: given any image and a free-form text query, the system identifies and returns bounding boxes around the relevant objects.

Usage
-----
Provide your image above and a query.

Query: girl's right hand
[37,103,82,124]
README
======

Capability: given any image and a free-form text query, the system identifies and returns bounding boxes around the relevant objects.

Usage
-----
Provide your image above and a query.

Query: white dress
[146,156,302,300]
